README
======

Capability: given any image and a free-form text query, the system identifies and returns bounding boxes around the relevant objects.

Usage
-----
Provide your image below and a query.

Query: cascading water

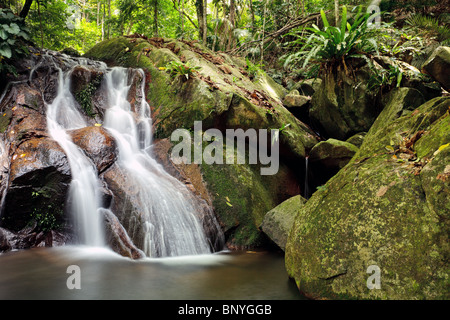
[46,60,106,247]
[103,67,222,257]
[304,156,310,199]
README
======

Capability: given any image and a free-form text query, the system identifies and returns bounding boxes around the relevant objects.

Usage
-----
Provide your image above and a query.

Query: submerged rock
[285,96,450,299]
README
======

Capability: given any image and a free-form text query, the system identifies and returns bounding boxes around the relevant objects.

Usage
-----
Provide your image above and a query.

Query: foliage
[164,60,201,80]
[405,13,450,42]
[0,8,30,75]
[245,57,265,79]
[75,74,103,117]
[368,63,403,91]
[30,190,64,232]
[282,6,379,71]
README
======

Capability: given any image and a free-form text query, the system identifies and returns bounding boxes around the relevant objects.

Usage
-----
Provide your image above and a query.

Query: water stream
[46,61,106,247]
[102,67,223,257]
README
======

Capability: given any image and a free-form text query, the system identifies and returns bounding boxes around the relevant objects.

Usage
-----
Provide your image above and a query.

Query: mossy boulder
[260,195,306,251]
[309,59,380,140]
[285,96,450,299]
[152,135,303,249]
[422,46,450,92]
[84,36,318,159]
[309,138,359,170]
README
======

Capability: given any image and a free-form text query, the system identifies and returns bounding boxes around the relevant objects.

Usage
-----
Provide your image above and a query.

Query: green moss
[415,114,450,159]
[74,74,103,118]
[0,109,12,133]
[285,96,450,299]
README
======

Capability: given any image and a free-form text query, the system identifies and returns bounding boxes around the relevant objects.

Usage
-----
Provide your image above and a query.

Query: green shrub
[164,60,201,80]
[281,6,379,71]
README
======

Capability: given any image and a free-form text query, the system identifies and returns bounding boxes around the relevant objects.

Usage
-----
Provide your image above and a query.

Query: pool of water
[0,246,302,300]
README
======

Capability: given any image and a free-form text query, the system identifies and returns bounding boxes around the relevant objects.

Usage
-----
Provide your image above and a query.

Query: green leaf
[0,43,12,58]
[5,23,20,35]
[320,9,329,28]
[340,6,348,42]
[0,29,7,40]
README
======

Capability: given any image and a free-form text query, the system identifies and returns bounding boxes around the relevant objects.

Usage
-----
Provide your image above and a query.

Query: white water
[43,59,221,257]
[46,63,106,247]
[103,67,217,257]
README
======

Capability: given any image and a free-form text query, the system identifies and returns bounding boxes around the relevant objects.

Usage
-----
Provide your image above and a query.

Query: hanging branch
[170,0,198,29]
[228,11,323,55]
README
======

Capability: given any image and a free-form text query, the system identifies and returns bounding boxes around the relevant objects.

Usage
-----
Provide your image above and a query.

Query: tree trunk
[202,0,207,44]
[19,0,33,19]
[196,0,204,41]
[334,0,339,26]
[226,0,235,51]
[154,0,159,37]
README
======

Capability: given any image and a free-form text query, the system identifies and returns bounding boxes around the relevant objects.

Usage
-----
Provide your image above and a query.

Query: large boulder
[152,137,302,249]
[84,36,318,159]
[69,126,117,174]
[260,195,306,251]
[285,96,450,299]
[309,58,380,140]
[0,95,71,232]
[422,46,450,92]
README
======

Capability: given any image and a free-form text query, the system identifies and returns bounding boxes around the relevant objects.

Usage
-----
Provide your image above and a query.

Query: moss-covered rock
[285,96,450,299]
[260,195,306,251]
[422,46,450,92]
[309,59,380,140]
[309,138,359,170]
[84,36,318,159]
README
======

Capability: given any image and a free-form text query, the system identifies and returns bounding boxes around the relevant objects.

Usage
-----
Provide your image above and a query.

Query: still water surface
[0,247,302,300]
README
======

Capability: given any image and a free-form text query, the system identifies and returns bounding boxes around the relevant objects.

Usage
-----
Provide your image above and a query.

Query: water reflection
[0,247,302,300]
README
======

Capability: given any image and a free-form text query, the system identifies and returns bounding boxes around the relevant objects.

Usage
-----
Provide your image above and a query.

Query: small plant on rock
[165,60,201,80]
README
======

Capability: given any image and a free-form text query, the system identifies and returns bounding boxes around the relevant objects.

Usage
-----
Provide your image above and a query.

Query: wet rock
[69,126,117,174]
[103,209,145,259]
[85,36,318,159]
[422,46,450,92]
[2,138,71,231]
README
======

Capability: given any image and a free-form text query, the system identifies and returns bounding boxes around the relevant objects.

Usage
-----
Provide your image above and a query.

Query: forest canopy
[0,0,449,83]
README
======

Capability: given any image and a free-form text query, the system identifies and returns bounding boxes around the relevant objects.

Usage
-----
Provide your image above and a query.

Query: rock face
[152,137,302,249]
[85,36,319,160]
[260,195,306,251]
[285,96,450,299]
[85,36,320,248]
[422,46,450,92]
[69,126,117,174]
[309,58,380,140]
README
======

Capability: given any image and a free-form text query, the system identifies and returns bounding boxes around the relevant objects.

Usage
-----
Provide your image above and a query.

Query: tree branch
[228,11,323,55]
[19,0,33,19]
[171,0,198,30]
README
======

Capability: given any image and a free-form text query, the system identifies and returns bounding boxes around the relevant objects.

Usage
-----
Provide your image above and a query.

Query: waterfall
[103,67,222,257]
[46,61,106,247]
[304,156,310,199]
